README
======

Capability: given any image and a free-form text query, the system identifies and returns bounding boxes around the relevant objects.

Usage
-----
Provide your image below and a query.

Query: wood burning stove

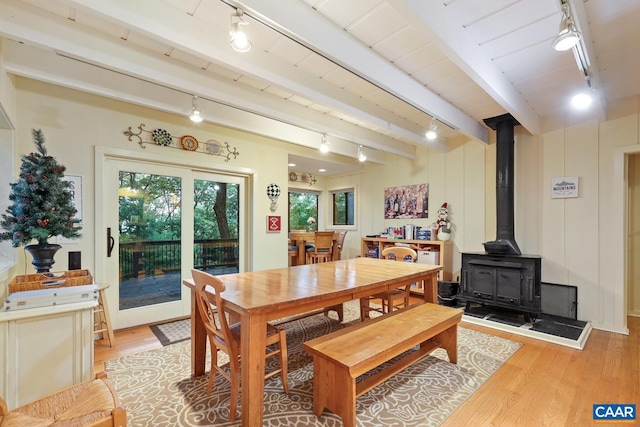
[461,252,541,320]
[460,113,542,321]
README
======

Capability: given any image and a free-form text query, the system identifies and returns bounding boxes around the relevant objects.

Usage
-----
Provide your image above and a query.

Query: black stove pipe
[483,114,521,255]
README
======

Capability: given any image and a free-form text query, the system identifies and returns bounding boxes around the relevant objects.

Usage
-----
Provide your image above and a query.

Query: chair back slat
[312,231,335,252]
[192,268,236,357]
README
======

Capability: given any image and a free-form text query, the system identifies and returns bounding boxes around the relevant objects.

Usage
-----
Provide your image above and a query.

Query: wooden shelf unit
[360,238,453,287]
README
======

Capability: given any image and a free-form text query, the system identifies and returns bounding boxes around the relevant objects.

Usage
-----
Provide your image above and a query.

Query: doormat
[150,318,190,346]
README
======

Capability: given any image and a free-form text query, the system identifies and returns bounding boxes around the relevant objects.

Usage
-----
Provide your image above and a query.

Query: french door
[101,158,244,329]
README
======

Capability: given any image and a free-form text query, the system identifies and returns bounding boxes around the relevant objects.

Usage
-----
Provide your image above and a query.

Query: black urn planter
[25,243,62,273]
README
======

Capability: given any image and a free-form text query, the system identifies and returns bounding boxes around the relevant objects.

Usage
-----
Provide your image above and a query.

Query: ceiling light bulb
[230,10,252,53]
[319,133,329,153]
[571,92,592,110]
[425,117,438,140]
[189,109,203,123]
[553,29,580,51]
[230,24,252,52]
[357,145,367,162]
[189,95,203,122]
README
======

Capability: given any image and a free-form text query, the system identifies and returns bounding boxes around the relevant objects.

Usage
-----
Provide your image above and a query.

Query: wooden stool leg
[95,285,115,347]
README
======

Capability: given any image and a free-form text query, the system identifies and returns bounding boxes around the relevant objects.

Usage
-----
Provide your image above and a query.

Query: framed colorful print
[384,183,429,219]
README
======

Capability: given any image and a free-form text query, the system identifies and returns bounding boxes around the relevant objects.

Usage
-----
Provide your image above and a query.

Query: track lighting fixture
[552,3,581,52]
[425,117,438,140]
[189,95,203,123]
[319,133,329,153]
[230,9,252,53]
[357,145,367,162]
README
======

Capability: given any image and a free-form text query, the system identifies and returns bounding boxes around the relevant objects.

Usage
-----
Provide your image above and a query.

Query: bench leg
[312,356,357,427]
[434,324,458,364]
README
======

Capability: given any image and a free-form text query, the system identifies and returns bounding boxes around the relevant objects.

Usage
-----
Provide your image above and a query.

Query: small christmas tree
[0,129,82,247]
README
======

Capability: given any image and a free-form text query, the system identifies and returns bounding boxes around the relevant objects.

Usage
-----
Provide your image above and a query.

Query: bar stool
[94,283,115,347]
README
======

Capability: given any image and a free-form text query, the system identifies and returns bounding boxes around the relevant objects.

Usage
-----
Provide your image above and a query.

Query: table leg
[423,273,438,304]
[298,240,306,265]
[241,312,267,426]
[190,287,207,377]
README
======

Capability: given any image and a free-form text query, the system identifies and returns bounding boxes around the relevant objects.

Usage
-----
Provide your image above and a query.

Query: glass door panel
[193,179,240,275]
[100,156,246,330]
[118,171,183,310]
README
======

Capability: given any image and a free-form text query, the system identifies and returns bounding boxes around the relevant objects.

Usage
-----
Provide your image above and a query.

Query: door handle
[107,227,115,257]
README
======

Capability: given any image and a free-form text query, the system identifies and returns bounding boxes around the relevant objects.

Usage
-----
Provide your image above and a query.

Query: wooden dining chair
[288,240,299,266]
[306,231,335,264]
[191,269,289,422]
[360,246,418,321]
[335,230,348,260]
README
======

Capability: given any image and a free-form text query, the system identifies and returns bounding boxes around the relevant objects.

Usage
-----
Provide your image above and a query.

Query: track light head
[357,145,367,162]
[230,10,252,52]
[189,95,203,123]
[319,133,329,153]
[552,5,581,51]
[425,117,438,140]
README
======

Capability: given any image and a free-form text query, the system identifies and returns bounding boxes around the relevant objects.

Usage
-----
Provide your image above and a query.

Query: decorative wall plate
[206,140,221,154]
[152,129,172,146]
[124,124,239,162]
[180,135,199,151]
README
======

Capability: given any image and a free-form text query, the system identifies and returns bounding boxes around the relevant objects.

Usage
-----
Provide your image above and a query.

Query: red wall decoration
[267,215,281,232]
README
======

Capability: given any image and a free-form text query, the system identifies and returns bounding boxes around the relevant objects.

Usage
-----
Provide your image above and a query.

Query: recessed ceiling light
[571,93,592,110]
[318,168,327,173]
[288,163,296,167]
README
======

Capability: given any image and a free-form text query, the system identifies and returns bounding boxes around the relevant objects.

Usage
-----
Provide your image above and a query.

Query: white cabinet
[0,301,95,410]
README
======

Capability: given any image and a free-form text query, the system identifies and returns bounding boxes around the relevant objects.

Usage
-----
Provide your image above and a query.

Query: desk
[289,231,339,265]
[183,257,442,427]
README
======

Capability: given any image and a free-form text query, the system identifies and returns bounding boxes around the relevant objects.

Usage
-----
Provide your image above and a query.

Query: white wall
[7,76,640,334]
[337,98,640,334]
[12,77,312,277]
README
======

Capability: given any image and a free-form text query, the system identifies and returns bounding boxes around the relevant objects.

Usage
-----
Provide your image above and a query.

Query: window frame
[327,185,357,230]
[287,187,322,232]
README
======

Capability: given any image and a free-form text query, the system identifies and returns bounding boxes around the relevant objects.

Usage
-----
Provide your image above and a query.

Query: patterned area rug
[106,303,521,426]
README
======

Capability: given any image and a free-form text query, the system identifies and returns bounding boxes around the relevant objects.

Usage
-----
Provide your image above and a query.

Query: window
[330,187,355,227]
[288,190,319,231]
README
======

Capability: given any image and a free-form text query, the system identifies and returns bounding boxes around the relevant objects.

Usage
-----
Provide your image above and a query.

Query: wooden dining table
[182,256,442,427]
[289,231,339,265]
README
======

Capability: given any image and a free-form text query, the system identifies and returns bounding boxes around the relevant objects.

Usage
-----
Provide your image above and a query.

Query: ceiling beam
[0,0,409,160]
[68,0,438,149]
[227,0,488,144]
[387,0,541,136]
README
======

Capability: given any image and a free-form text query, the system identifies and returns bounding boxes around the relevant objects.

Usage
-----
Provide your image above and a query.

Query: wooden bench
[303,302,462,427]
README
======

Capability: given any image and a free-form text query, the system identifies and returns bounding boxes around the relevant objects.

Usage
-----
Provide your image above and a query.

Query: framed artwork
[267,215,281,232]
[551,176,579,198]
[64,174,83,222]
[384,184,429,219]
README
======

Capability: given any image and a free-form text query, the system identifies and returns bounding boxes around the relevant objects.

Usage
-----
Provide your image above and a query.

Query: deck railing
[119,238,239,280]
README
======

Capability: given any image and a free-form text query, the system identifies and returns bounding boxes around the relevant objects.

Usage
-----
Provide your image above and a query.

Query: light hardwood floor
[95,312,639,427]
